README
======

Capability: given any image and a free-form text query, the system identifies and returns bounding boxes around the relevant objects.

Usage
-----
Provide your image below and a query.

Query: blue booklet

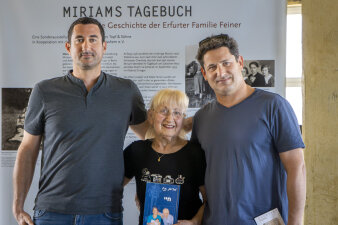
[143,182,180,225]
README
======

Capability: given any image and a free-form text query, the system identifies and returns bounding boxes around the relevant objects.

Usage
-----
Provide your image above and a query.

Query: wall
[303,0,338,224]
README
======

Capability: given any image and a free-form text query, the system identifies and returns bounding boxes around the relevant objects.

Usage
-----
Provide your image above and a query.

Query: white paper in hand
[254,208,285,225]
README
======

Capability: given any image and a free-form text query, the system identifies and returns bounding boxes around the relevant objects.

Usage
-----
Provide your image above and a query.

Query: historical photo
[243,60,275,87]
[185,45,215,108]
[2,88,32,150]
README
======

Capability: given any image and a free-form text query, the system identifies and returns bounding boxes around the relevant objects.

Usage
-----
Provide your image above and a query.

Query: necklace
[156,152,165,162]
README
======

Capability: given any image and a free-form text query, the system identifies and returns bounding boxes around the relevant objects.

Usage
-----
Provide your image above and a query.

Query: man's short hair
[249,61,259,68]
[196,34,239,69]
[163,208,169,213]
[67,17,105,43]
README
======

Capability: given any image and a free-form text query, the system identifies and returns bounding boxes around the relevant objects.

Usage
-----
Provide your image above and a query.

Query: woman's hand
[174,220,196,225]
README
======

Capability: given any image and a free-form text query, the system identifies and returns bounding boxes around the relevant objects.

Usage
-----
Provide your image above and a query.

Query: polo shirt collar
[67,70,105,93]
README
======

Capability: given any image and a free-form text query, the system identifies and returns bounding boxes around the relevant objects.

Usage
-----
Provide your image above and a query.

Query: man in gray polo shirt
[12,17,148,225]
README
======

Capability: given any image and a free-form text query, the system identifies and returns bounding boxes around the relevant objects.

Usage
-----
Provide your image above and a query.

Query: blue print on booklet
[143,182,180,225]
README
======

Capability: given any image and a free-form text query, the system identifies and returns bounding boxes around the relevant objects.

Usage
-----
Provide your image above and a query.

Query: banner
[0,1,286,224]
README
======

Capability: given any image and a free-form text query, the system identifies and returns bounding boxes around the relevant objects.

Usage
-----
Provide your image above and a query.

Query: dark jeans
[33,210,123,225]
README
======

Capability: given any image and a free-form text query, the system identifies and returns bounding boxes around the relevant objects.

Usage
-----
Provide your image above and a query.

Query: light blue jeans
[33,210,123,225]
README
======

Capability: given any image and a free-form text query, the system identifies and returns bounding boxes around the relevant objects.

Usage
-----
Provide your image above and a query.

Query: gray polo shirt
[24,71,147,214]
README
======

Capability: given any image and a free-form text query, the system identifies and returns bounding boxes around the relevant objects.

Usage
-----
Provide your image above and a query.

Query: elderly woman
[124,89,206,225]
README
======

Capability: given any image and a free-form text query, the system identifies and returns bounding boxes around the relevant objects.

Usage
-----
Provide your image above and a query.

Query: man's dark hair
[249,61,259,68]
[67,17,105,43]
[196,34,239,69]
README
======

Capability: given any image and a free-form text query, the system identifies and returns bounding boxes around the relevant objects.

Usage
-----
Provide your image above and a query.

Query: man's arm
[13,131,42,225]
[279,148,306,225]
[183,116,193,133]
[130,120,149,140]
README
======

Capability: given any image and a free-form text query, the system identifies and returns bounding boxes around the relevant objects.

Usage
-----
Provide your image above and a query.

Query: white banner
[0,1,286,224]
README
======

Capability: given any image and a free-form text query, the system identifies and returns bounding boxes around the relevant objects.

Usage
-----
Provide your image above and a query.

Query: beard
[76,53,100,70]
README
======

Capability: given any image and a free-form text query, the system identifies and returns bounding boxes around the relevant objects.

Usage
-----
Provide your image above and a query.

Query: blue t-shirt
[146,215,162,224]
[191,89,304,225]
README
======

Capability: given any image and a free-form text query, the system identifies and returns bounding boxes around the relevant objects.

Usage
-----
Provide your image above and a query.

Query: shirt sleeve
[192,144,206,187]
[129,81,147,125]
[24,84,44,135]
[271,95,305,153]
[169,215,174,223]
[190,115,200,144]
[123,143,136,179]
[146,215,153,223]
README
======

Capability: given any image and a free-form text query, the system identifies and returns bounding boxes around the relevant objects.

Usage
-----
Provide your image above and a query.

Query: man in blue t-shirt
[191,34,306,225]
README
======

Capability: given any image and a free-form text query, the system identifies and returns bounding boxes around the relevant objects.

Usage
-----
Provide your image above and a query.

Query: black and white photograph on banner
[243,60,275,88]
[2,88,32,150]
[185,45,215,108]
